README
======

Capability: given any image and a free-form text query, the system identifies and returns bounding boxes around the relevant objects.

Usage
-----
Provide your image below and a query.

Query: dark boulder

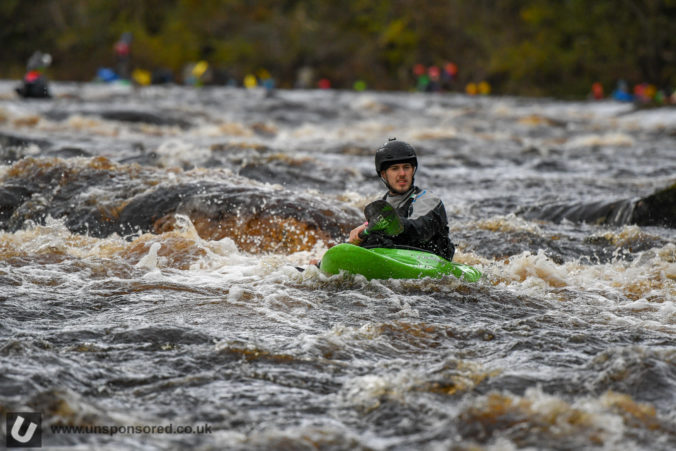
[0,157,360,253]
[519,183,676,229]
[99,110,191,128]
[0,185,32,222]
[631,183,676,228]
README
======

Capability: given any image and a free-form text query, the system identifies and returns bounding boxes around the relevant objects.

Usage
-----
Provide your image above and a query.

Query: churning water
[0,82,674,450]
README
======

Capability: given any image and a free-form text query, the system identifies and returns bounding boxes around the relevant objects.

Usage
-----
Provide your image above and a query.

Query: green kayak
[319,243,482,282]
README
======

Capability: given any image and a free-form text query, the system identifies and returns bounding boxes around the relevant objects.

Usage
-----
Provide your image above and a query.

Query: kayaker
[348,138,455,260]
[15,51,52,99]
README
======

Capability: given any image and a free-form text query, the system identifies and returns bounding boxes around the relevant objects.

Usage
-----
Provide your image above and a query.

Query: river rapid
[0,81,675,450]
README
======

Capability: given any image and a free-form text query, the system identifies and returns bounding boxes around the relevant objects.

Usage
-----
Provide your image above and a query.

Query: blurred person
[427,66,441,92]
[114,32,132,80]
[183,61,212,86]
[414,64,430,92]
[295,66,314,89]
[243,73,258,89]
[478,81,491,95]
[353,80,367,91]
[15,51,52,98]
[442,62,458,90]
[258,69,276,96]
[633,83,656,103]
[151,68,174,85]
[591,82,604,100]
[612,80,633,102]
[318,78,331,89]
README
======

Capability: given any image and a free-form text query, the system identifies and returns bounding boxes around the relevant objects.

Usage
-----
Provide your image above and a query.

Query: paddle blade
[364,200,404,236]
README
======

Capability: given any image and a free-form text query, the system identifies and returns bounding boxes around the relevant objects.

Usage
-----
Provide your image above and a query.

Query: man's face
[381,162,415,194]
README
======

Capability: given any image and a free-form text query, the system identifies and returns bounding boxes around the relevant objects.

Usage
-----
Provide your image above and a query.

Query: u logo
[6,412,42,448]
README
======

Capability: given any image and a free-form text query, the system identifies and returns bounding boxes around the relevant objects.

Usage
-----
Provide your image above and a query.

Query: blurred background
[2,0,675,99]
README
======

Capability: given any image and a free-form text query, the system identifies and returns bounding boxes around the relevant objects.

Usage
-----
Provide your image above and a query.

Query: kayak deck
[320,243,481,282]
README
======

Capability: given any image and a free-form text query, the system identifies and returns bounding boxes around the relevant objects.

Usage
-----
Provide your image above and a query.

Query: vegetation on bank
[2,0,675,97]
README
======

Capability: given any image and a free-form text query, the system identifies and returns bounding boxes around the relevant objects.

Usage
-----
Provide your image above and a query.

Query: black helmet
[375,138,418,176]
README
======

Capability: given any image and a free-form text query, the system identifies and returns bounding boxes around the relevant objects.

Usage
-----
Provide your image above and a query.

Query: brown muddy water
[0,81,675,450]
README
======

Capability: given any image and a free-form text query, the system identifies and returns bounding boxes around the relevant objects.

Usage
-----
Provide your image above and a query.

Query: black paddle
[361,200,404,237]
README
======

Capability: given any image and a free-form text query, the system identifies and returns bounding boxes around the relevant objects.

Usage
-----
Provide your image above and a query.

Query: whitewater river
[1,82,674,450]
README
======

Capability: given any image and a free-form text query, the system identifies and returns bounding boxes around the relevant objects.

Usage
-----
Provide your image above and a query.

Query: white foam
[135,242,161,269]
[616,108,676,131]
[154,139,212,168]
[566,133,635,148]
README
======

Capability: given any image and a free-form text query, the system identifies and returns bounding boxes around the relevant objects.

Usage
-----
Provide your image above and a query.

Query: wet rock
[46,147,92,158]
[0,185,32,221]
[238,160,341,190]
[520,199,635,226]
[333,144,373,156]
[253,98,340,125]
[118,181,358,253]
[42,110,70,121]
[232,152,361,191]
[0,132,50,150]
[631,183,676,228]
[42,109,191,128]
[118,151,160,166]
[519,184,676,229]
[1,157,142,237]
[250,122,277,137]
[98,110,192,128]
[517,114,567,127]
[0,157,360,253]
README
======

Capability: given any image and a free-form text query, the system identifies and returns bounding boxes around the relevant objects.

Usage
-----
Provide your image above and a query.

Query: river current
[0,82,674,450]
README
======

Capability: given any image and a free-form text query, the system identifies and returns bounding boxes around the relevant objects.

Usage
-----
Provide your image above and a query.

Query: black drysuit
[361,186,455,260]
